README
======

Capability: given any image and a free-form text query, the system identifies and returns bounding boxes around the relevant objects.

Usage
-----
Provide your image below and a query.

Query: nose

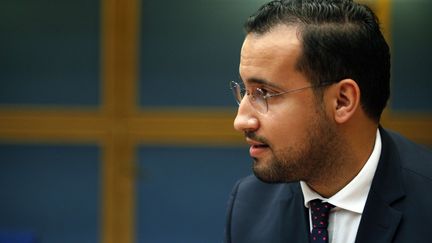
[233,99,259,132]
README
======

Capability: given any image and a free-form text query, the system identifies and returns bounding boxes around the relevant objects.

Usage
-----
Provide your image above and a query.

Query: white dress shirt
[300,129,382,243]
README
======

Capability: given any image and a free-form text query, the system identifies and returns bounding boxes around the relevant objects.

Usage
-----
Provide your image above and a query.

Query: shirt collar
[300,129,382,214]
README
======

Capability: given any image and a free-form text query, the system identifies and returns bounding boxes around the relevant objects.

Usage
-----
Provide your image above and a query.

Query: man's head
[233,0,390,188]
[244,0,390,122]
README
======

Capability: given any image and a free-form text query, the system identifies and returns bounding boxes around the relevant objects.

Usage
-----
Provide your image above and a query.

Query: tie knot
[309,199,334,229]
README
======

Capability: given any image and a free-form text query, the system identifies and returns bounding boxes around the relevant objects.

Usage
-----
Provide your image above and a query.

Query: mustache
[245,131,270,145]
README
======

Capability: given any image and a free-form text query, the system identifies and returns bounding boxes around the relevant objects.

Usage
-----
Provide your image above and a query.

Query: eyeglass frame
[230,80,333,113]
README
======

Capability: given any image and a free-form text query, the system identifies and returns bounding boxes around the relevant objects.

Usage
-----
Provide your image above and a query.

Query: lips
[246,137,267,146]
[251,144,269,148]
[246,138,270,157]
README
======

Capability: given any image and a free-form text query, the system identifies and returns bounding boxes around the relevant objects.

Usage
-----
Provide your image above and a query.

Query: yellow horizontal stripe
[381,112,432,145]
[0,108,431,145]
[0,109,106,142]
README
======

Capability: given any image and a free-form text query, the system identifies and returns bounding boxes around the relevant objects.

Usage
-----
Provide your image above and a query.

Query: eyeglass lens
[230,81,268,113]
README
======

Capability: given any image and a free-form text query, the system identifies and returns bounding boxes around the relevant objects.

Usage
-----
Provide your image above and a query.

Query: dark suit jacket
[225,128,432,243]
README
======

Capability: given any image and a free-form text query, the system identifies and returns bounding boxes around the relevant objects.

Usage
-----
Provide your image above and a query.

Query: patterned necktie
[309,199,334,243]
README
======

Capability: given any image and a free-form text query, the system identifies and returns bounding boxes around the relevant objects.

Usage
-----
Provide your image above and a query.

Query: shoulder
[227,175,302,217]
[373,129,432,240]
[225,175,304,242]
[383,128,432,181]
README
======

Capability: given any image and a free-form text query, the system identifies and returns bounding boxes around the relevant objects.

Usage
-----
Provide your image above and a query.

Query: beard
[252,106,343,184]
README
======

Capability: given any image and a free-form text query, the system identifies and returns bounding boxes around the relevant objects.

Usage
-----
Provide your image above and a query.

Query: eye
[255,87,266,96]
[257,87,275,97]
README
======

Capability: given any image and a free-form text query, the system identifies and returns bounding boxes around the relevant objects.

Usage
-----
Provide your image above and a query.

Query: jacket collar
[280,183,310,243]
[354,127,405,243]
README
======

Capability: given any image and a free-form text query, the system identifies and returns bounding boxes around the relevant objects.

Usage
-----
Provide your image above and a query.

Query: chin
[252,162,292,184]
[252,157,301,184]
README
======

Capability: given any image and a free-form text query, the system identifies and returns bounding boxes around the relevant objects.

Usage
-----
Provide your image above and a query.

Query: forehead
[239,25,304,85]
[242,24,301,55]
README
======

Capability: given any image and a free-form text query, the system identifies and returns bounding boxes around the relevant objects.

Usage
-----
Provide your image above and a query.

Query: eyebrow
[241,77,285,90]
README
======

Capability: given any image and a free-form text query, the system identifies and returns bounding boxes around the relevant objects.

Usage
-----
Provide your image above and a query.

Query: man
[224,0,432,242]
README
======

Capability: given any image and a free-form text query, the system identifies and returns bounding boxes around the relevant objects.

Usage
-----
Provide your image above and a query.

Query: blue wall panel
[0,0,100,106]
[136,146,250,243]
[391,0,432,111]
[138,0,267,107]
[0,144,100,243]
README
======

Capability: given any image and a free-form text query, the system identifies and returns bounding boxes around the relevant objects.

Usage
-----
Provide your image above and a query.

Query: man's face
[234,25,342,184]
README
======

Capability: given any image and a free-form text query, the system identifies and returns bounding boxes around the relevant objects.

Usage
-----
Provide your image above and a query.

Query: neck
[307,120,378,198]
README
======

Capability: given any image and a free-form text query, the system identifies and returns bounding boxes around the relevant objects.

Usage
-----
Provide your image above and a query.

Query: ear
[331,79,361,124]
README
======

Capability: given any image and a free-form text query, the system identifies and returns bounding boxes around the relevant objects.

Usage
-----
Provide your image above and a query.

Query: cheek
[263,107,314,146]
[259,91,320,143]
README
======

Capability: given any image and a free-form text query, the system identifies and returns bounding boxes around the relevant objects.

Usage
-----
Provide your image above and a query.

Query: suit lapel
[280,183,310,243]
[355,190,402,243]
[355,128,405,243]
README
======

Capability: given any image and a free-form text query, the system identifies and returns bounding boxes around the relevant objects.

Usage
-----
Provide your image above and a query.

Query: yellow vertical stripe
[377,0,392,44]
[101,0,140,242]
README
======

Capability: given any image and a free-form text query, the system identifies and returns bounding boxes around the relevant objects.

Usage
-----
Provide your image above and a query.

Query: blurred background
[0,0,431,243]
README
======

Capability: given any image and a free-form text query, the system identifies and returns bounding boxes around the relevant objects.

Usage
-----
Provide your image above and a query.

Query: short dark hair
[244,0,390,122]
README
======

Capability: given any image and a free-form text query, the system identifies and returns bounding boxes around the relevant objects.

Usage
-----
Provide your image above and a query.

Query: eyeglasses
[230,80,330,113]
